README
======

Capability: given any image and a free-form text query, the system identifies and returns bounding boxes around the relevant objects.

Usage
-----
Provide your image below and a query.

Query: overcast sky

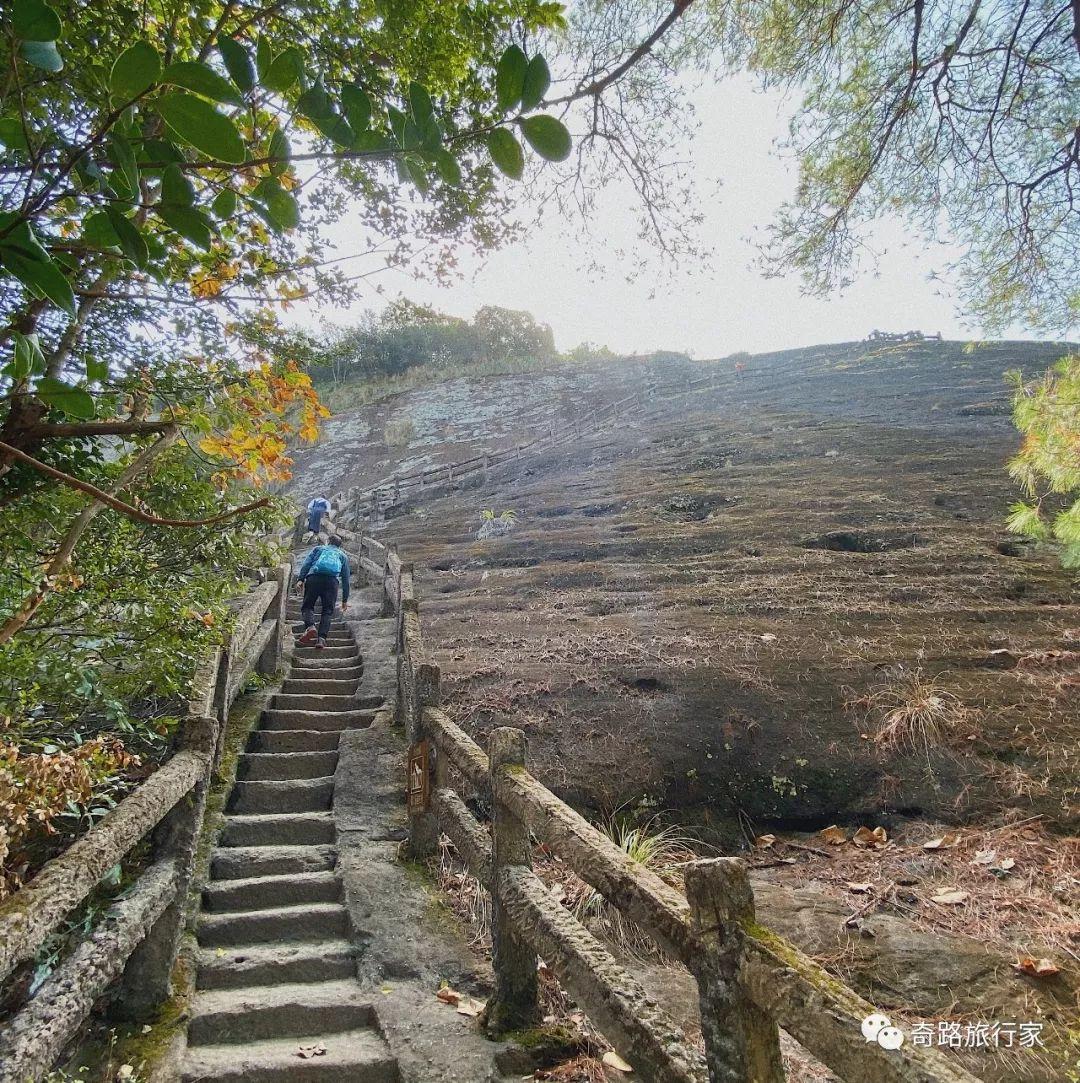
[294,73,1036,358]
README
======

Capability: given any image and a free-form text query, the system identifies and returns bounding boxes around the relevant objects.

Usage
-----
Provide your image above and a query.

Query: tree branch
[0,437,270,528]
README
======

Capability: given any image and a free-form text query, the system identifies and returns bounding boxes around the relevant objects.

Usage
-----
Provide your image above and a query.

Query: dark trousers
[301,573,338,639]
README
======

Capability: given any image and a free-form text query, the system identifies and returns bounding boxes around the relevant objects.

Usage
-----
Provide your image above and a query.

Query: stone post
[684,859,784,1083]
[485,727,540,1034]
[113,715,219,1020]
[257,563,289,676]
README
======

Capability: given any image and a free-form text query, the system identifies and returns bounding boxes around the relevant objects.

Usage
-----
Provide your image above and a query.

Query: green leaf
[0,118,30,153]
[155,92,245,164]
[409,82,433,125]
[110,41,160,100]
[36,377,95,419]
[404,157,429,192]
[157,202,214,249]
[108,133,140,202]
[12,0,61,41]
[267,127,289,174]
[7,332,44,379]
[254,177,299,230]
[297,83,334,120]
[520,55,550,111]
[431,149,462,186]
[261,47,302,93]
[142,138,184,166]
[519,114,571,161]
[495,44,528,112]
[353,130,392,153]
[81,210,121,247]
[161,60,244,106]
[161,163,195,206]
[310,113,354,148]
[104,206,149,267]
[0,222,75,314]
[487,127,524,179]
[86,356,109,383]
[211,189,237,218]
[21,39,62,72]
[341,84,371,132]
[387,106,406,144]
[255,36,272,79]
[218,37,254,93]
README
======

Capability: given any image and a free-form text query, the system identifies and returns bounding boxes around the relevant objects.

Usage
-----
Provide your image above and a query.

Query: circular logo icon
[861,1013,892,1043]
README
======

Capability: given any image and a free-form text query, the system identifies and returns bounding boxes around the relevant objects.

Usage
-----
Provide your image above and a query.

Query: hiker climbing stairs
[181,600,398,1082]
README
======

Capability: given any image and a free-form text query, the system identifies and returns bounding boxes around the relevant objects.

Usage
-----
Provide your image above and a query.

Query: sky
[294,74,1034,358]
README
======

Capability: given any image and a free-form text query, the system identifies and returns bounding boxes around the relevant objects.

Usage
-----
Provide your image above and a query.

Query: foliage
[292,302,558,390]
[1007,355,1080,568]
[480,508,519,524]
[0,737,136,898]
[690,0,1079,333]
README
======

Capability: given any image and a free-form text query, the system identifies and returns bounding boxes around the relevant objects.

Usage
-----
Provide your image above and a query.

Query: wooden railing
[295,386,652,542]
[364,535,983,1083]
[0,565,291,1083]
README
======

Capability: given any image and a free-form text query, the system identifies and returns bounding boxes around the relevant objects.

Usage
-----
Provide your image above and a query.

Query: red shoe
[297,627,317,646]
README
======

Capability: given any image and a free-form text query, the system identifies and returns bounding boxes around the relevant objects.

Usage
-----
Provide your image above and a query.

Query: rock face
[335,340,1078,833]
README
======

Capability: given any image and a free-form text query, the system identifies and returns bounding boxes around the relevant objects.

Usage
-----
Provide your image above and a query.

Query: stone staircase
[181,600,400,1083]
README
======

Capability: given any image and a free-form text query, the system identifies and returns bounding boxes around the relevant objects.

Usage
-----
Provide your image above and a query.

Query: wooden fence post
[684,859,784,1083]
[406,661,441,859]
[112,714,219,1020]
[486,727,540,1034]
[257,564,288,676]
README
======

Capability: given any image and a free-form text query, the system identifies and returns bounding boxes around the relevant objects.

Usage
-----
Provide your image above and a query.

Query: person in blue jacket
[295,535,350,647]
[306,496,331,536]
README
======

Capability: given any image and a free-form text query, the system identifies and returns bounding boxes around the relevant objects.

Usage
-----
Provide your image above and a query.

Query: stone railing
[0,565,291,1083]
[359,532,983,1083]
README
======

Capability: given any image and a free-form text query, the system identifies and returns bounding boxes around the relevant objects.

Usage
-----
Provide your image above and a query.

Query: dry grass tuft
[857,668,971,758]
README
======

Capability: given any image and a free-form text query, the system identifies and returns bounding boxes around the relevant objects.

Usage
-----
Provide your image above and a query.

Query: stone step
[281,678,359,697]
[293,644,358,660]
[182,1027,395,1082]
[219,811,335,847]
[291,656,364,673]
[285,667,365,684]
[262,709,375,732]
[195,940,357,991]
[237,751,339,782]
[210,845,337,881]
[228,776,335,815]
[186,979,375,1045]
[203,870,340,913]
[290,629,354,644]
[197,901,349,947]
[271,694,361,713]
[247,729,341,754]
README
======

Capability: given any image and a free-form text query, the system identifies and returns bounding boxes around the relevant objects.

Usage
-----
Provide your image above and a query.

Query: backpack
[308,546,343,577]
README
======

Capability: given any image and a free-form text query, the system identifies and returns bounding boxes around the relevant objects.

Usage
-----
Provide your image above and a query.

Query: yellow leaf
[602,1051,634,1073]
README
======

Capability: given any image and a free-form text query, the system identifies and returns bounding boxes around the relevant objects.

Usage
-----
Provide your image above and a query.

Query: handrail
[0,564,291,1082]
[374,535,984,1083]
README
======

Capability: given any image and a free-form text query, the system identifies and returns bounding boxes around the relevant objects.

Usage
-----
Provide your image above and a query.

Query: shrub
[384,418,416,448]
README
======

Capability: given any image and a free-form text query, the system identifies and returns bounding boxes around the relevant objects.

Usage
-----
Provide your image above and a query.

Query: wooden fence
[362,531,983,1083]
[0,565,291,1083]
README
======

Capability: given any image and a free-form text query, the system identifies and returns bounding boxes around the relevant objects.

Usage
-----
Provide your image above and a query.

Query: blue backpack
[308,546,343,577]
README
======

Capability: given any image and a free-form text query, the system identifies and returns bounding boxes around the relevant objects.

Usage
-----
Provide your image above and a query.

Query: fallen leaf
[972,849,997,866]
[1014,957,1060,978]
[215,948,226,957]
[760,633,778,643]
[296,1043,326,1059]
[436,986,461,1006]
[847,882,874,893]
[852,826,888,849]
[990,857,1016,877]
[116,1068,135,1082]
[603,1051,634,1073]
[820,825,847,845]
[456,996,486,1017]
[930,890,969,905]
[380,985,392,995]
[754,834,777,849]
[923,833,959,850]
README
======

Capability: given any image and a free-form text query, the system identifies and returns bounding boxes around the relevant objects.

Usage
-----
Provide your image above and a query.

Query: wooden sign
[406,740,430,813]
